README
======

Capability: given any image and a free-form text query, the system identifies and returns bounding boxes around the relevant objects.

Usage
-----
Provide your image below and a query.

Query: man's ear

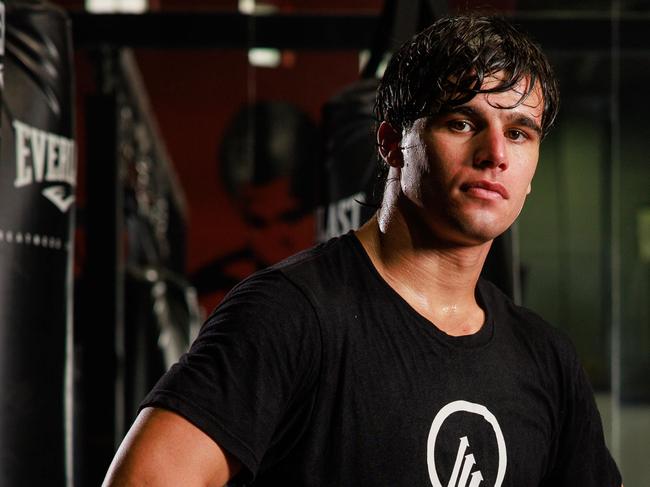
[377,121,403,168]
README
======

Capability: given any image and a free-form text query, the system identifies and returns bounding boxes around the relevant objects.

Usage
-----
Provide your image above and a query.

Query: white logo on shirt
[427,400,507,487]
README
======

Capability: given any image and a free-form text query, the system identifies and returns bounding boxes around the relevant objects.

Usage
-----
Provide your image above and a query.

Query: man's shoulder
[271,232,359,274]
[221,233,362,308]
[270,232,366,293]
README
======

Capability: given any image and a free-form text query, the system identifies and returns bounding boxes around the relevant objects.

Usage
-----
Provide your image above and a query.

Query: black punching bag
[316,79,379,242]
[0,1,75,485]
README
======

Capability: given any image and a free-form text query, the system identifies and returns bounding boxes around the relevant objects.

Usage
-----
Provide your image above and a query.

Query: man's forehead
[443,71,542,110]
[467,74,543,120]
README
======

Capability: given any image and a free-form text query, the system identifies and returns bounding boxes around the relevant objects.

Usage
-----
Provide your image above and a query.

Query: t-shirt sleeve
[543,345,622,486]
[139,270,321,481]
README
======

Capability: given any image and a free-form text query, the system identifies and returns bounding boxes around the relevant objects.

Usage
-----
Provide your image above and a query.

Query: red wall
[135,48,363,309]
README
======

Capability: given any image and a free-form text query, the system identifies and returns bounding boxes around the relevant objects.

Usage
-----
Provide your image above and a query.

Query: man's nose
[473,127,508,171]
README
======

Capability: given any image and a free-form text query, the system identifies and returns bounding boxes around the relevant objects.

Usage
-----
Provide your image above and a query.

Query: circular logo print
[427,400,507,487]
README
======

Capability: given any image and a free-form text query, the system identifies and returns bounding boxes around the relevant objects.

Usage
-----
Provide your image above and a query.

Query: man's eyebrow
[508,114,543,136]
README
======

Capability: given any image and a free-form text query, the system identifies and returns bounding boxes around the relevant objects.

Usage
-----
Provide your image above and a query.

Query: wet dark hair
[375,15,559,136]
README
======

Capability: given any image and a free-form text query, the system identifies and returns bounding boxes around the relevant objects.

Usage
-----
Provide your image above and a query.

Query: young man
[104,15,622,486]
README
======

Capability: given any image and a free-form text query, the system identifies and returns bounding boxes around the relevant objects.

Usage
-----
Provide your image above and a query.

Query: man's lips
[460,180,509,199]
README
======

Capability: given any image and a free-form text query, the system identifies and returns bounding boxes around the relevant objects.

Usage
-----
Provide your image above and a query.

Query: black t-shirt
[142,233,622,486]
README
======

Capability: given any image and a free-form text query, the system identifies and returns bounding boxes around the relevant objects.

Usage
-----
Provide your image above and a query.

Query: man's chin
[454,220,511,246]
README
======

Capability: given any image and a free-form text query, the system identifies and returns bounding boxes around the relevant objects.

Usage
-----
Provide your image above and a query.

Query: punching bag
[316,79,378,242]
[0,1,75,485]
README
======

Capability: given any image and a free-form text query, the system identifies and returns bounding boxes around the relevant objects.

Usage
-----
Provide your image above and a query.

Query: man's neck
[355,214,492,337]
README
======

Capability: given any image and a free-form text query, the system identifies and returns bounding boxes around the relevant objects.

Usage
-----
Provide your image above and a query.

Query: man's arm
[103,407,241,487]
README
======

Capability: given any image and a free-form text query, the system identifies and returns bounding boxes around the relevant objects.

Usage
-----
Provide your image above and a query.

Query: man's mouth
[460,180,509,199]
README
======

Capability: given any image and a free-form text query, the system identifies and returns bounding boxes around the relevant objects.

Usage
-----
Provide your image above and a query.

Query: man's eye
[507,129,527,141]
[448,120,472,132]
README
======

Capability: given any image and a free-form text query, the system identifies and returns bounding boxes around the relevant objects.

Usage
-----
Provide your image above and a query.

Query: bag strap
[361,0,449,79]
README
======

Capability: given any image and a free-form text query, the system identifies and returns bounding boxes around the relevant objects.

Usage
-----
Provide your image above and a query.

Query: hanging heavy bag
[0,1,75,485]
[317,78,379,242]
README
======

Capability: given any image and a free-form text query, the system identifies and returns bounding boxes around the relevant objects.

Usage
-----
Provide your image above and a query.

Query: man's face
[394,73,543,246]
